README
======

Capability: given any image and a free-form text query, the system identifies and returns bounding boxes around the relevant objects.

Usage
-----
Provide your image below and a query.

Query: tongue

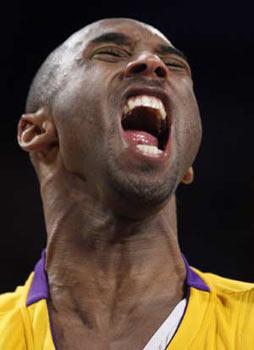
[123,130,158,147]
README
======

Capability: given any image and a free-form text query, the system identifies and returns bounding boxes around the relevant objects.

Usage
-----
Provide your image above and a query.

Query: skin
[17,18,202,350]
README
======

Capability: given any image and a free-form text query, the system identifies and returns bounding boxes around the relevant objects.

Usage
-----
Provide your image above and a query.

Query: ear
[181,167,194,185]
[17,108,58,152]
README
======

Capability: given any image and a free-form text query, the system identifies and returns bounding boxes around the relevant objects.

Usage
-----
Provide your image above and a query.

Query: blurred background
[0,0,253,292]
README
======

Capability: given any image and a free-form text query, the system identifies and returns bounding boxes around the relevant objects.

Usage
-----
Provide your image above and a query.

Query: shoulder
[0,273,34,347]
[194,267,254,295]
[0,273,33,322]
[193,267,254,324]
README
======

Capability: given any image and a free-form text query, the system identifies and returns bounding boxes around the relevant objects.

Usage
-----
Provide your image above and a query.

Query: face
[52,18,202,207]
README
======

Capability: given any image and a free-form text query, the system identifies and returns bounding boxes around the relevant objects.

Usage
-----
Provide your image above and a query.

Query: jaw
[103,135,180,219]
[105,169,179,219]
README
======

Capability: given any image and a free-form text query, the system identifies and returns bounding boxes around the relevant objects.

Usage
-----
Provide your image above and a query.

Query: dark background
[1,0,254,293]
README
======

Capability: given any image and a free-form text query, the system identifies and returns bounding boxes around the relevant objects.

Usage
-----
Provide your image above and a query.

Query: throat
[47,232,186,334]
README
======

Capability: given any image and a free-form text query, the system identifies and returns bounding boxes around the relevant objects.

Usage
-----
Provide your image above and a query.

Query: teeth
[124,95,167,120]
[128,99,135,111]
[136,144,163,155]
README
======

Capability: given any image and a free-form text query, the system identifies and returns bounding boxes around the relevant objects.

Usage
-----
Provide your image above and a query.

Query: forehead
[68,19,174,49]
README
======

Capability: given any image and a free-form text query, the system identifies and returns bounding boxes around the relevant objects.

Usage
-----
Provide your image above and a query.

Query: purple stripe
[26,251,49,306]
[26,251,59,350]
[182,255,210,292]
[27,252,210,307]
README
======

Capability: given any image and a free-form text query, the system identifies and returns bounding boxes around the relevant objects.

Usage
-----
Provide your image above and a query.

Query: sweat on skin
[17,18,201,350]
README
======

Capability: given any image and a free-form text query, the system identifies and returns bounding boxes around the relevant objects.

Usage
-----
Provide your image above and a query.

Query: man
[0,17,253,350]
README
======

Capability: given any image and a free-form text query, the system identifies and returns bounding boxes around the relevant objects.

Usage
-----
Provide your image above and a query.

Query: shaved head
[26,49,61,113]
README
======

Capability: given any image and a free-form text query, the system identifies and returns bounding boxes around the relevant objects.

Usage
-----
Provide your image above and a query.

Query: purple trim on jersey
[26,251,59,350]
[182,254,210,292]
[27,251,210,307]
[27,251,48,306]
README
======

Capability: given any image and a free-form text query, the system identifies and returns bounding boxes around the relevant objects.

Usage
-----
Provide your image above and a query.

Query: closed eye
[164,60,186,70]
[92,46,130,61]
[166,62,184,67]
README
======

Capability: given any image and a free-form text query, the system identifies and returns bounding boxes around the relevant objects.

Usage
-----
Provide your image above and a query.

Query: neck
[40,165,186,336]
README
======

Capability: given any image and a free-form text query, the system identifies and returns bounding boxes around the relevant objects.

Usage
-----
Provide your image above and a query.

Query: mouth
[120,89,172,158]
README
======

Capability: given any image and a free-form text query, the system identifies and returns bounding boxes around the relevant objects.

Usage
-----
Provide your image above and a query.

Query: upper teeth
[123,95,167,120]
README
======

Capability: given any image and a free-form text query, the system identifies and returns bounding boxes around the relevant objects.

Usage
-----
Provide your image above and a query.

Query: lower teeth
[136,144,163,155]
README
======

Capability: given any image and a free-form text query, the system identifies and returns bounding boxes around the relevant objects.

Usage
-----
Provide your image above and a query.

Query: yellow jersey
[0,252,254,349]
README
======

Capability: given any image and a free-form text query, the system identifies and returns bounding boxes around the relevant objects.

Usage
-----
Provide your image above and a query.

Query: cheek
[56,117,108,180]
[183,93,202,148]
[173,80,202,166]
[53,80,104,174]
[57,118,90,173]
[52,70,118,178]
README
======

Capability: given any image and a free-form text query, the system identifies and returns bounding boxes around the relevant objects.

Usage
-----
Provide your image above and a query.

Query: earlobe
[181,167,194,184]
[17,108,58,152]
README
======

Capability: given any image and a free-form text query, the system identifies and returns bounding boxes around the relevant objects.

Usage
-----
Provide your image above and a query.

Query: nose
[124,53,168,79]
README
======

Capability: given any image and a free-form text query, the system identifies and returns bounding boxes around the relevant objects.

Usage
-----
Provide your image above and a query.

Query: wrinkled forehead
[64,18,174,51]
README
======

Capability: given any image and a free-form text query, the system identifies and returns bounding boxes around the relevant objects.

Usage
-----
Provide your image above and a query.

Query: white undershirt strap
[142,298,187,350]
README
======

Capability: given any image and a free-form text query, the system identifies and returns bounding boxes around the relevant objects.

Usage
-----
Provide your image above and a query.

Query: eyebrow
[156,44,188,62]
[90,32,132,46]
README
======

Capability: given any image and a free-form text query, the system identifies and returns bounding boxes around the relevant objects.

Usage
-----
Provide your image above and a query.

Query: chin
[107,162,179,209]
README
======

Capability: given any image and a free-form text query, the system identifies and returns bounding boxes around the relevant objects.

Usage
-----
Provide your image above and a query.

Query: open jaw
[121,95,171,157]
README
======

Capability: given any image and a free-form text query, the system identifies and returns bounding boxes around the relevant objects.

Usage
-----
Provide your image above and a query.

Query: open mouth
[121,94,171,156]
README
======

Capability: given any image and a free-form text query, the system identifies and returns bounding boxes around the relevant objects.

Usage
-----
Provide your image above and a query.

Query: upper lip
[121,85,172,127]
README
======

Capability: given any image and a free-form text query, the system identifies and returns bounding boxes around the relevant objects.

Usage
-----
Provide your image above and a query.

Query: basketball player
[0,18,253,349]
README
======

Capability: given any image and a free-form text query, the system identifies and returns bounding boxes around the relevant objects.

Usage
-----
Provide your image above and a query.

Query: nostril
[155,66,167,78]
[130,63,147,74]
